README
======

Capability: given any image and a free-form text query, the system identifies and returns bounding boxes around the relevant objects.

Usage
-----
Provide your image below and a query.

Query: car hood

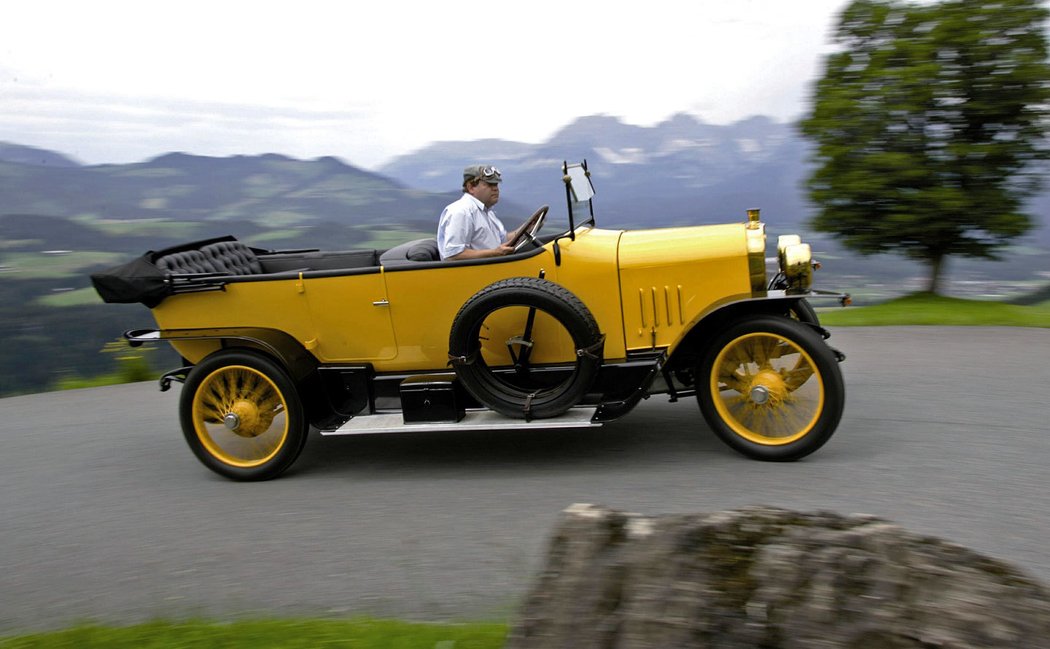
[617,223,748,267]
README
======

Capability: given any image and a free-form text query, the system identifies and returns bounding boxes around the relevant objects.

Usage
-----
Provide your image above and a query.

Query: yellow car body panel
[529,227,626,359]
[152,276,315,364]
[299,271,399,362]
[617,223,752,353]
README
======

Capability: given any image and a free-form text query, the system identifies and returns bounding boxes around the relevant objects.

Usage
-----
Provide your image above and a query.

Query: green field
[35,286,104,307]
[0,251,125,279]
[357,226,433,249]
[819,292,1050,327]
[0,619,508,649]
[74,216,201,239]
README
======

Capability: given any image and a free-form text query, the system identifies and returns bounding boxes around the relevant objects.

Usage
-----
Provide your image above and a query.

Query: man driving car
[436,164,514,260]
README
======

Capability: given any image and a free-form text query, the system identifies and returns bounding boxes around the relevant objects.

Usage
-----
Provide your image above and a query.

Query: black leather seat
[378,238,440,266]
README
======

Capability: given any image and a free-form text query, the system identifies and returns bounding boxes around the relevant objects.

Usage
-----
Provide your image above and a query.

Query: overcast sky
[2,0,851,169]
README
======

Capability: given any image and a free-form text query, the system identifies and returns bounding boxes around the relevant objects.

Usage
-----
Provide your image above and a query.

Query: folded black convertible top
[90,235,238,308]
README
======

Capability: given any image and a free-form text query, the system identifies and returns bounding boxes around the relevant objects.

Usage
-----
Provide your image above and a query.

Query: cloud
[0,81,389,165]
[1,1,849,167]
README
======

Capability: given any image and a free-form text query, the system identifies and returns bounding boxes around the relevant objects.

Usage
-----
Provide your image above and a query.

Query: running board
[321,407,601,436]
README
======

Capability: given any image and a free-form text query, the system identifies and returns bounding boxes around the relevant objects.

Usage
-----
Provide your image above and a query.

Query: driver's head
[463,164,501,208]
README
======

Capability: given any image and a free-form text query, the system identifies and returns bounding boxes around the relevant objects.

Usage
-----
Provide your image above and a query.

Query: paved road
[1,327,1048,633]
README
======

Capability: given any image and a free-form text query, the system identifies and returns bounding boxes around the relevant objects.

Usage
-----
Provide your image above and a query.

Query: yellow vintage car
[92,161,849,481]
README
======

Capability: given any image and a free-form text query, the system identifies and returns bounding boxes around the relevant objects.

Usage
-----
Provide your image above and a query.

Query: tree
[801,0,1050,294]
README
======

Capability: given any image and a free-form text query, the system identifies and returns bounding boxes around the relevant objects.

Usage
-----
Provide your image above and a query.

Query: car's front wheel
[179,349,308,481]
[788,298,820,326]
[696,316,844,461]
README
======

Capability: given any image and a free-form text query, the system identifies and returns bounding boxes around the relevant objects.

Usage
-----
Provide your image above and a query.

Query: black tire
[449,277,604,419]
[696,315,844,461]
[789,298,820,326]
[179,349,309,481]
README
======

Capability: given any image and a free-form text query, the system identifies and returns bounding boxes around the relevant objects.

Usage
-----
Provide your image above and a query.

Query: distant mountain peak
[660,112,706,127]
[145,151,303,165]
[315,155,350,167]
[0,142,81,167]
[146,151,194,163]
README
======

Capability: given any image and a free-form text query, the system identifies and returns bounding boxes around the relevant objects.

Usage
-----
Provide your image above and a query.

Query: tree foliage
[801,0,1050,293]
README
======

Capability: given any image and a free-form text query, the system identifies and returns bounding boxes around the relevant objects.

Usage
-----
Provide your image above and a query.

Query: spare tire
[448,277,604,420]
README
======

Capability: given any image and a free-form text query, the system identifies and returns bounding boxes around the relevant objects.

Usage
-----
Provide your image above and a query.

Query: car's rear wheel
[179,349,308,481]
[696,316,844,461]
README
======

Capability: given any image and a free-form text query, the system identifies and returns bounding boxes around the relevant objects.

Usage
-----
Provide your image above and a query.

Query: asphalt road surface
[2,326,1048,633]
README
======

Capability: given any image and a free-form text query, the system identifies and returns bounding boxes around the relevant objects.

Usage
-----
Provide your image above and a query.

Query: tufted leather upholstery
[155,250,225,274]
[200,241,263,275]
[155,240,263,276]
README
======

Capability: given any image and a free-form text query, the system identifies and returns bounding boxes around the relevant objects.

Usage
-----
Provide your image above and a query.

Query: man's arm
[446,244,513,260]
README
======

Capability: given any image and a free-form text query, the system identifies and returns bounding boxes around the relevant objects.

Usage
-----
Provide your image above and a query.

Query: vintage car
[92,161,850,481]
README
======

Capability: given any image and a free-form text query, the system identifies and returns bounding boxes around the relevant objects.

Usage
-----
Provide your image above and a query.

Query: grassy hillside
[819,293,1050,327]
[0,154,456,228]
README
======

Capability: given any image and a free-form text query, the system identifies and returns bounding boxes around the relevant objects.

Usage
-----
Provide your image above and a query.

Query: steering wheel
[508,205,549,252]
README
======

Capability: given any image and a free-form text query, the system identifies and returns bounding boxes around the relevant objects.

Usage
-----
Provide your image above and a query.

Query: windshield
[561,161,596,237]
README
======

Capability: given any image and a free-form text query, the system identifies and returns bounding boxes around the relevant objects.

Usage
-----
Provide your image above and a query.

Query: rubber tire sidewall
[696,315,844,461]
[449,277,603,419]
[179,349,308,481]
[789,298,820,326]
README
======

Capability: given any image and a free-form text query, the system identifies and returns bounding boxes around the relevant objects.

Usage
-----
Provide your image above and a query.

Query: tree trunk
[926,253,946,295]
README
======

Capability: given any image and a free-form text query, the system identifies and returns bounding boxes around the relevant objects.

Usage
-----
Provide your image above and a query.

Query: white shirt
[436,193,507,260]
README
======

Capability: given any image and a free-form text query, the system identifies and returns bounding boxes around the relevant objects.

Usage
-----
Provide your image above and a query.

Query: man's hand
[504,227,524,246]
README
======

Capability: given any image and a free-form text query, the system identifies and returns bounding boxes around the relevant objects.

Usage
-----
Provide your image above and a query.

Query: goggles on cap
[478,166,500,181]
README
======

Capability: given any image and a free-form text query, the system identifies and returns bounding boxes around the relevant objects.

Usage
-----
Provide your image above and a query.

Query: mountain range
[379,114,818,234]
[3,113,1048,245]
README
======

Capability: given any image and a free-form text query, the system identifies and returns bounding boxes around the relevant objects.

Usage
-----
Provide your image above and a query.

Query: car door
[300,268,398,363]
[379,254,554,372]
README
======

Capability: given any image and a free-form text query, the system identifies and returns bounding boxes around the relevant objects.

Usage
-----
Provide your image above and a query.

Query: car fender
[664,291,827,369]
[125,326,318,381]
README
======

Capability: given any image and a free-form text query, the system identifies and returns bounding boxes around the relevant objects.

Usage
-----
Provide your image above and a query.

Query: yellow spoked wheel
[697,316,844,461]
[180,350,308,481]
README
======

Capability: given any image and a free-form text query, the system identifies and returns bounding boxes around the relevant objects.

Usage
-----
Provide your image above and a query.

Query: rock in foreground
[507,505,1050,648]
